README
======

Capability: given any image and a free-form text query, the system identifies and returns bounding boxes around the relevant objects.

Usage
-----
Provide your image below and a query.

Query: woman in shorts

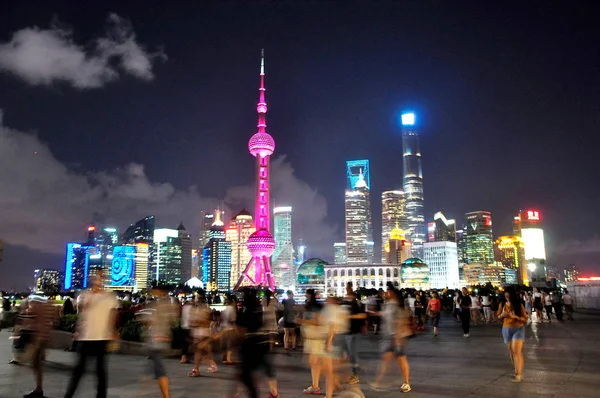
[426,291,441,336]
[497,288,528,383]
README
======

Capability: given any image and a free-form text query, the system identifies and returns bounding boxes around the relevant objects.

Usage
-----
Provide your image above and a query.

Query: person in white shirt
[481,294,493,323]
[470,294,482,325]
[180,300,193,364]
[321,297,349,398]
[188,296,218,377]
[562,290,575,321]
[64,272,118,398]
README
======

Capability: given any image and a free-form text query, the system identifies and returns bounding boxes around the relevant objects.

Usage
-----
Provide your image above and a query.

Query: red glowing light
[88,226,96,232]
[527,210,540,221]
[577,276,600,281]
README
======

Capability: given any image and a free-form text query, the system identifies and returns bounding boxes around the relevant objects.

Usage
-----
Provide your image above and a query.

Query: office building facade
[345,166,371,264]
[423,241,460,288]
[33,269,63,293]
[495,235,527,285]
[272,206,295,288]
[226,209,255,290]
[514,209,547,285]
[334,242,347,264]
[464,211,494,265]
[203,212,232,291]
[381,190,408,260]
[152,228,183,285]
[428,212,456,242]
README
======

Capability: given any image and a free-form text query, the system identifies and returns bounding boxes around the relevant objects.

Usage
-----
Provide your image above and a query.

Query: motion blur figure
[64,272,118,398]
[236,288,279,398]
[142,288,178,398]
[23,295,54,398]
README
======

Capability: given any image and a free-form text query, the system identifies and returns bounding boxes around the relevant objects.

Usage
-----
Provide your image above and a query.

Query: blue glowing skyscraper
[401,112,425,258]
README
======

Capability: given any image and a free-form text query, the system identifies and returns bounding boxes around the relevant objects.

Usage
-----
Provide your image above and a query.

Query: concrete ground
[0,313,598,398]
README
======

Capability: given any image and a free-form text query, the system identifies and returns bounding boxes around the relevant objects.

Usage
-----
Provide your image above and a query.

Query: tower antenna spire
[257,49,267,132]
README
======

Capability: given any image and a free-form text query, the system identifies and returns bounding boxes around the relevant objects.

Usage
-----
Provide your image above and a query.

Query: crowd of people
[5,278,577,397]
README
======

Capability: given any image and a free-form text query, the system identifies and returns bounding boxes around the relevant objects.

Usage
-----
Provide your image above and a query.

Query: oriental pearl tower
[235,50,277,290]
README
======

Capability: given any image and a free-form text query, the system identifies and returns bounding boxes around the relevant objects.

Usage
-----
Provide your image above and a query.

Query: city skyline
[1,1,599,289]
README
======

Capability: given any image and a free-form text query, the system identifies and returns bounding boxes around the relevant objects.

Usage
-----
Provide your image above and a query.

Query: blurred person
[299,289,325,395]
[222,295,238,364]
[141,288,178,398]
[188,296,218,377]
[341,285,367,384]
[562,290,574,321]
[426,291,441,336]
[368,283,412,393]
[532,288,544,322]
[413,293,425,330]
[64,272,119,398]
[497,289,528,382]
[481,292,493,324]
[522,292,532,323]
[63,296,75,316]
[236,288,279,398]
[180,299,193,364]
[282,290,297,352]
[470,293,482,325]
[321,296,348,398]
[22,295,54,398]
[543,291,553,322]
[453,291,462,322]
[459,288,472,337]
[552,291,563,321]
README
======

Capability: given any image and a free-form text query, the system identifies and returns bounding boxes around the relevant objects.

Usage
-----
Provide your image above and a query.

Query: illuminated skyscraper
[334,242,346,264]
[226,210,255,289]
[514,209,547,285]
[123,216,155,245]
[345,169,370,264]
[177,223,192,282]
[111,245,136,287]
[199,211,215,250]
[563,264,580,282]
[64,243,93,290]
[133,243,149,290]
[294,239,306,266]
[495,235,527,285]
[385,228,411,264]
[381,190,407,261]
[33,269,63,293]
[401,112,425,258]
[236,50,277,290]
[96,227,118,287]
[203,211,232,291]
[272,206,294,288]
[427,212,456,242]
[152,228,183,285]
[423,241,460,288]
[464,211,494,265]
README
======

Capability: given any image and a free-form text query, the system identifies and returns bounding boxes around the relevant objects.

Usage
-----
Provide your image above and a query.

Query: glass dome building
[296,258,327,295]
[401,258,430,290]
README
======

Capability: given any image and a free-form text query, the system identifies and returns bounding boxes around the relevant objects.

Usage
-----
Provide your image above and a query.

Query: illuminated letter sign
[527,210,540,221]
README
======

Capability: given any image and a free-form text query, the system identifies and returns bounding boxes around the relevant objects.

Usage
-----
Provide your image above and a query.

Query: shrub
[57,314,78,332]
[119,320,145,342]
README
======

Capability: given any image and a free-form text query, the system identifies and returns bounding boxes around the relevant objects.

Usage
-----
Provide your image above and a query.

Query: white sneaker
[400,383,411,393]
[464,333,470,338]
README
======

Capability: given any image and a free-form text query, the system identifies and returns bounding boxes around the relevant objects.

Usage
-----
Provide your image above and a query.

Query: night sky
[1,1,598,290]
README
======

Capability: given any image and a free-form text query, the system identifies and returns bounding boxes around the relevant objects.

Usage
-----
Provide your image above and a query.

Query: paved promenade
[1,314,598,398]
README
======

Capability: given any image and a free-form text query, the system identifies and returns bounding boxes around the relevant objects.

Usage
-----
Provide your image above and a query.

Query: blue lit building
[64,243,93,290]
[111,246,136,287]
[202,213,232,292]
[401,112,426,258]
[346,159,370,190]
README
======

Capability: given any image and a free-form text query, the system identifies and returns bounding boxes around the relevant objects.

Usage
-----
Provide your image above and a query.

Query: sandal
[188,368,201,377]
[208,365,218,373]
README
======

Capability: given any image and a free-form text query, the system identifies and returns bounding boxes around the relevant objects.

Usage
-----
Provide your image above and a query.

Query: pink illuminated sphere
[247,228,276,257]
[248,132,275,157]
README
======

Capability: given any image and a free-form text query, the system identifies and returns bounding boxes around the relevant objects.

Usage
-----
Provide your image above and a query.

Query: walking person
[453,291,462,322]
[562,290,575,321]
[341,285,367,384]
[543,291,553,323]
[23,295,54,398]
[179,299,193,364]
[188,296,218,377]
[369,283,412,393]
[551,292,563,321]
[236,288,279,398]
[299,289,325,395]
[523,291,532,324]
[142,288,178,398]
[497,288,528,383]
[459,288,472,337]
[321,296,348,398]
[532,288,544,322]
[282,290,297,352]
[222,295,238,365]
[470,293,482,325]
[426,291,441,336]
[261,290,280,351]
[64,272,119,398]
[413,293,425,331]
[481,292,493,324]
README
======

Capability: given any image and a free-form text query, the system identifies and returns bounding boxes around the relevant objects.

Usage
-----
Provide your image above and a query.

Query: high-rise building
[563,264,580,282]
[428,212,456,242]
[514,209,547,285]
[345,169,370,264]
[381,190,407,261]
[385,228,411,264]
[463,262,515,287]
[294,239,306,266]
[199,211,215,250]
[464,211,494,265]
[64,243,94,290]
[423,241,460,288]
[495,236,527,285]
[123,216,155,245]
[346,159,370,191]
[334,243,346,264]
[191,249,201,279]
[96,227,118,287]
[110,245,136,287]
[33,269,63,293]
[272,206,294,288]
[203,211,232,291]
[235,50,277,290]
[226,210,255,289]
[401,112,425,258]
[133,243,149,290]
[152,228,183,285]
[177,223,192,282]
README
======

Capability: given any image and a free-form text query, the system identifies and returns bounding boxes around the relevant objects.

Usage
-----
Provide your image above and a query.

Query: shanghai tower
[401,112,425,258]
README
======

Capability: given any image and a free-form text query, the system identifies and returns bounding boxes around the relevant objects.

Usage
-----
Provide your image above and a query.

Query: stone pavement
[1,313,598,398]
